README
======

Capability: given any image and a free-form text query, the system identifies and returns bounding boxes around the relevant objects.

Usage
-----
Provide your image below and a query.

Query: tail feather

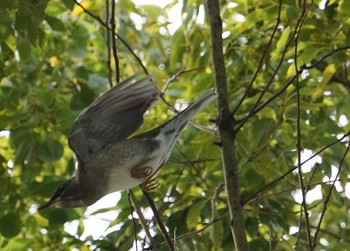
[162,88,217,132]
[156,88,217,160]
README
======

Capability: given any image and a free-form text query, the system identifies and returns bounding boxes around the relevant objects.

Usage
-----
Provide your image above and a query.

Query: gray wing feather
[68,75,160,162]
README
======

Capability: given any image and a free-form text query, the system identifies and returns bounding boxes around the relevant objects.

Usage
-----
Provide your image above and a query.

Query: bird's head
[38,177,86,210]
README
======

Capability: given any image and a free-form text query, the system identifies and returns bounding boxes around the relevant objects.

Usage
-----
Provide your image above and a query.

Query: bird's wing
[68,75,160,162]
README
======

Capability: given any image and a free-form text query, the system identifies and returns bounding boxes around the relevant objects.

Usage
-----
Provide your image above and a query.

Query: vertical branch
[110,0,120,82]
[105,0,113,87]
[294,1,314,250]
[205,0,249,250]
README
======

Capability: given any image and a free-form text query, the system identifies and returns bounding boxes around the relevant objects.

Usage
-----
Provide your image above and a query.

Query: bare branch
[128,190,155,249]
[105,0,113,87]
[206,0,249,250]
[110,0,120,82]
[294,1,314,249]
[141,188,175,251]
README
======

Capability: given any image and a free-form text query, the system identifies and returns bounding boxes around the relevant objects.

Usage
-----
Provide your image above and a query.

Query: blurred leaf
[186,200,206,229]
[271,27,290,60]
[0,213,22,238]
[62,0,76,10]
[46,16,65,32]
[38,136,64,162]
[48,209,69,228]
[312,64,336,100]
[257,107,277,122]
[210,221,223,249]
[170,28,186,70]
[70,83,95,110]
[14,135,34,165]
[16,36,31,60]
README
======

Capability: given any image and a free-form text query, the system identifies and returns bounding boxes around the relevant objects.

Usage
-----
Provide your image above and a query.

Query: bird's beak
[37,198,57,210]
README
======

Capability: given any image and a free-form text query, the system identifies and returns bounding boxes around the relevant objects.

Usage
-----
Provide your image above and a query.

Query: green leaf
[16,36,31,60]
[62,0,75,10]
[312,64,336,100]
[70,83,95,110]
[0,213,22,238]
[48,209,69,228]
[257,107,277,122]
[210,221,223,249]
[45,16,65,32]
[142,5,162,21]
[38,136,63,162]
[170,28,186,70]
[271,27,290,60]
[14,136,33,165]
[186,200,205,229]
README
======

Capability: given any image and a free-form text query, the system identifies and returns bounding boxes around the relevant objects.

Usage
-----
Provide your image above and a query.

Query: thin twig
[312,142,350,249]
[235,43,350,127]
[128,190,155,248]
[176,147,209,188]
[310,225,350,244]
[72,0,148,75]
[211,184,225,221]
[141,188,175,251]
[242,131,350,205]
[235,0,296,132]
[304,46,350,70]
[245,177,349,206]
[232,0,282,115]
[105,0,113,87]
[110,0,120,82]
[293,2,315,249]
[158,213,229,247]
[128,192,139,251]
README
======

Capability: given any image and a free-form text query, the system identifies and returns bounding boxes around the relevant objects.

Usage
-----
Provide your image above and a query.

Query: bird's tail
[156,88,217,160]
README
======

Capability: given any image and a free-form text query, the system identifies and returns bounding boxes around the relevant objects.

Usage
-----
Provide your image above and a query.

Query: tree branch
[206,0,249,250]
[110,0,120,83]
[141,188,175,251]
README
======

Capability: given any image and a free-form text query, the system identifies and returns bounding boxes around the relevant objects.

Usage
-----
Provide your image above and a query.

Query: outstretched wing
[68,75,160,162]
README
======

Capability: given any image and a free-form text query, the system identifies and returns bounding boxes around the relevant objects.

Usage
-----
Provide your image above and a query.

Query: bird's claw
[141,179,160,191]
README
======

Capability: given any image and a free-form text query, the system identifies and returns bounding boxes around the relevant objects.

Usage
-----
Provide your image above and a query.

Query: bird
[38,75,217,209]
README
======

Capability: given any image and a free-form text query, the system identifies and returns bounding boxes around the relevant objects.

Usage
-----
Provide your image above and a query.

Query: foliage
[0,0,349,250]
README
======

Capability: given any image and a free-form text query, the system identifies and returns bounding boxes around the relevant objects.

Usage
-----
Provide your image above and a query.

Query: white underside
[104,135,169,194]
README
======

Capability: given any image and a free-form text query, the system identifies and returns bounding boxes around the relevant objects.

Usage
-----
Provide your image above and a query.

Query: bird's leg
[141,162,165,191]
[130,165,153,179]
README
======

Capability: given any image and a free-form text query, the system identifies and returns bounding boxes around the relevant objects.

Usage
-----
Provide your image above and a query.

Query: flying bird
[38,75,217,209]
